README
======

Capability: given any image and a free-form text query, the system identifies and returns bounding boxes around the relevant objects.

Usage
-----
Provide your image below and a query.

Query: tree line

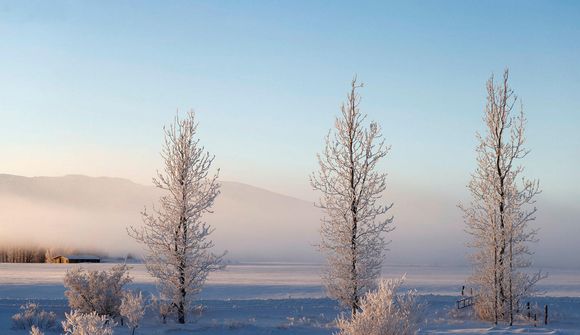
[0,247,107,263]
[0,246,46,263]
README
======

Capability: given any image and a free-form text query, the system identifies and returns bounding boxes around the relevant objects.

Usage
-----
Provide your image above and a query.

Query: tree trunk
[178,285,186,324]
[493,232,499,325]
[509,235,514,326]
[177,175,188,324]
[348,90,359,317]
[178,230,187,324]
[351,212,358,316]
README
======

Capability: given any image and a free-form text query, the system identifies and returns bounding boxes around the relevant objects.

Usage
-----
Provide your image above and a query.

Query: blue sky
[1,1,579,203]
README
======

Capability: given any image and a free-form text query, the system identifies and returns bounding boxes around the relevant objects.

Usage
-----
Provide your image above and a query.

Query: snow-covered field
[1,263,579,334]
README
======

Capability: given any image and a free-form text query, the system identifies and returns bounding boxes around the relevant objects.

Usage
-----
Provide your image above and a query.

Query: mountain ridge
[0,173,311,205]
[1,174,576,267]
[0,173,322,262]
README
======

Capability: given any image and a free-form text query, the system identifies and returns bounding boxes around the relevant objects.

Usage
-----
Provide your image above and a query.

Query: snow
[0,263,579,334]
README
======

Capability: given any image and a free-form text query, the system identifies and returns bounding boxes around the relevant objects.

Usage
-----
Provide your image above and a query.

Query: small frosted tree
[11,302,56,331]
[129,111,224,324]
[61,310,115,335]
[29,326,44,335]
[44,249,54,263]
[336,276,422,335]
[460,69,543,325]
[63,264,132,319]
[310,78,394,316]
[150,294,172,324]
[120,291,145,335]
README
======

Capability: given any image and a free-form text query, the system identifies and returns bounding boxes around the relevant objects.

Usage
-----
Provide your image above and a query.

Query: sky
[0,1,579,206]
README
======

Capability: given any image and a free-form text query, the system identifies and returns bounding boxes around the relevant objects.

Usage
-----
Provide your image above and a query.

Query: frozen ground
[0,263,579,334]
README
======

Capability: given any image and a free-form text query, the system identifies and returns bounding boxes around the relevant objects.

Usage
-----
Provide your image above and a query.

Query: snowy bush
[226,320,247,330]
[11,302,56,330]
[62,310,115,335]
[120,291,145,335]
[30,326,44,335]
[64,264,132,318]
[336,276,422,335]
[149,294,173,324]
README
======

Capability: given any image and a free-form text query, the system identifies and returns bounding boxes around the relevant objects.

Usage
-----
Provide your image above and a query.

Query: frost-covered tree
[44,249,54,263]
[129,111,224,324]
[61,310,115,335]
[460,69,543,325]
[310,78,394,316]
[63,265,132,319]
[120,291,145,335]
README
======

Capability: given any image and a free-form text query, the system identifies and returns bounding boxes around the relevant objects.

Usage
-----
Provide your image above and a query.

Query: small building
[52,255,101,264]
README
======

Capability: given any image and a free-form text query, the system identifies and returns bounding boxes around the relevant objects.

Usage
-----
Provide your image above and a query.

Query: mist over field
[0,174,577,267]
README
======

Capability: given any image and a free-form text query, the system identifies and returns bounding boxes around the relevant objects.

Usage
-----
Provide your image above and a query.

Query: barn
[52,255,101,263]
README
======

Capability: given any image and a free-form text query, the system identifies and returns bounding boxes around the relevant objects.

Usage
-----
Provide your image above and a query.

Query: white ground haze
[0,174,577,267]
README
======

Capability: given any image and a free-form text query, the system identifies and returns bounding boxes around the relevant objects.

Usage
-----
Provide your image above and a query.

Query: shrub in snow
[64,264,132,318]
[30,326,44,335]
[336,276,422,335]
[120,291,145,335]
[62,310,115,335]
[149,295,172,324]
[11,302,56,330]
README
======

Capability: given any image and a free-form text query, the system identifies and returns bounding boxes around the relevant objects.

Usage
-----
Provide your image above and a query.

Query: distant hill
[0,174,322,262]
[0,174,577,267]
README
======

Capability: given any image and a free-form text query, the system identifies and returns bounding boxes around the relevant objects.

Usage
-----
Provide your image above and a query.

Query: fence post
[545,305,548,325]
[527,302,531,318]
